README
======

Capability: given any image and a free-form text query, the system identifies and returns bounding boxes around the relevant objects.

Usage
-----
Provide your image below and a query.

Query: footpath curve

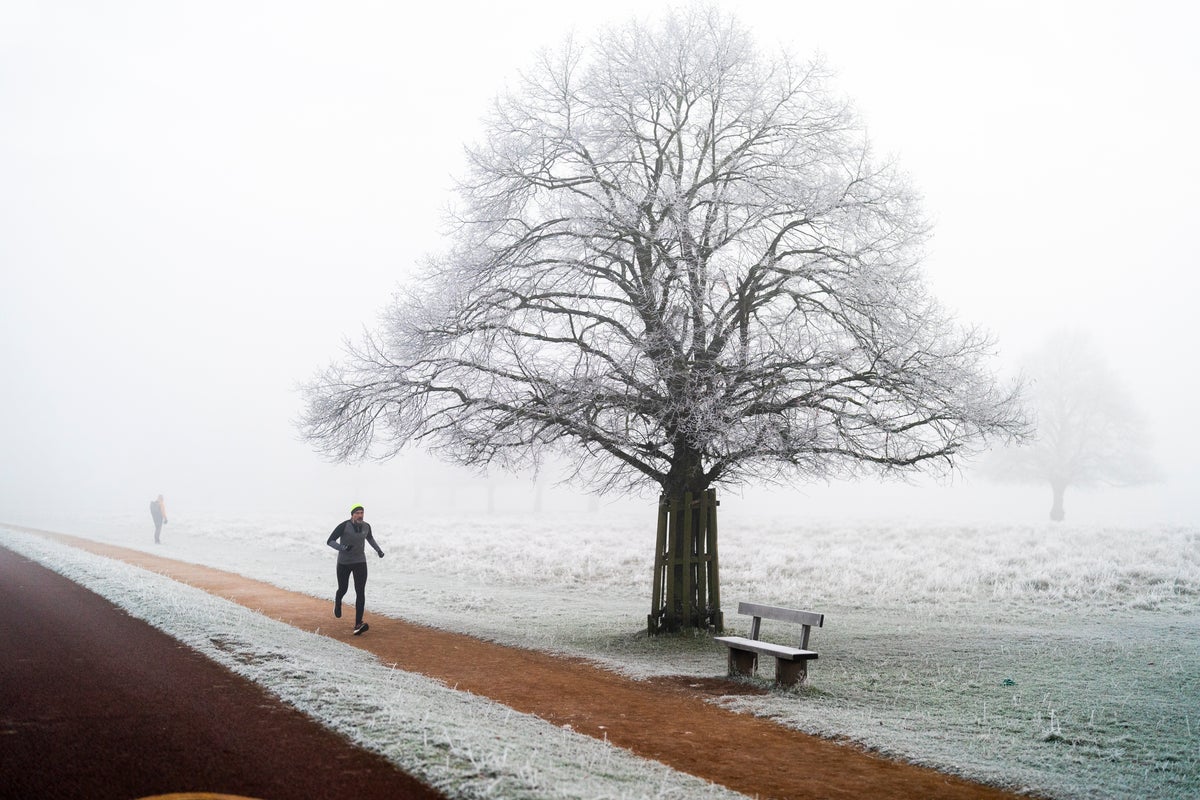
[28,528,1033,800]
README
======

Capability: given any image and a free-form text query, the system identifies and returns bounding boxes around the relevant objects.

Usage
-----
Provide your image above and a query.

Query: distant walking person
[149,495,168,544]
[327,504,384,635]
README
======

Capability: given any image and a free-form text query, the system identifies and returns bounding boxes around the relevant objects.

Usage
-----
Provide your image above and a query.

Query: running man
[326,504,385,635]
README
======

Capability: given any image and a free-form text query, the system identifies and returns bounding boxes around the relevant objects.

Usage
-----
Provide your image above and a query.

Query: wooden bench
[714,602,824,686]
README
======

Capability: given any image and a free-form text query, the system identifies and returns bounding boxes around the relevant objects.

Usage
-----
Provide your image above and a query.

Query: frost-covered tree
[300,7,1025,631]
[981,331,1159,521]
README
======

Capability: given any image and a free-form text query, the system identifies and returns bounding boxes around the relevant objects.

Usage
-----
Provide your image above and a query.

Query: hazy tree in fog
[301,7,1026,629]
[981,331,1158,521]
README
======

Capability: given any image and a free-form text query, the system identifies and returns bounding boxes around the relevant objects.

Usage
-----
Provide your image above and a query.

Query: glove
[378,552,385,559]
[342,544,352,551]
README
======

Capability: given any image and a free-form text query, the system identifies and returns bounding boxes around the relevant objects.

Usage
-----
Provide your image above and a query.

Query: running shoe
[353,622,369,635]
[334,597,342,618]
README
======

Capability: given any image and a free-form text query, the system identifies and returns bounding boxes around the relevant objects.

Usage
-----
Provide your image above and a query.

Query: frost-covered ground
[3,508,1198,800]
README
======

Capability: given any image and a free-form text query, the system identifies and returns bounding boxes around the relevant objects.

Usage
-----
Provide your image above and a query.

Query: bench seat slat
[714,635,817,661]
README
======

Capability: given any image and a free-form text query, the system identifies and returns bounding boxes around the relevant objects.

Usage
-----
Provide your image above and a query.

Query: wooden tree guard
[648,489,724,634]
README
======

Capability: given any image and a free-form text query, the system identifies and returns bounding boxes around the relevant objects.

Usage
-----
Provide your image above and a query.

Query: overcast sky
[2,1,1197,526]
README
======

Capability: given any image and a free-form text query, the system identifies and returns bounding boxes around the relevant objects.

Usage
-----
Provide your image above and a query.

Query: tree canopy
[301,7,1025,497]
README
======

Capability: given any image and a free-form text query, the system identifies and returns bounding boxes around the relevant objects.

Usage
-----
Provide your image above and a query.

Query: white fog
[2,0,1198,527]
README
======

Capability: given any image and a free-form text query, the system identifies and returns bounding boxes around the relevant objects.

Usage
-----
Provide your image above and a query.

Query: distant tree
[300,7,1026,631]
[980,331,1159,521]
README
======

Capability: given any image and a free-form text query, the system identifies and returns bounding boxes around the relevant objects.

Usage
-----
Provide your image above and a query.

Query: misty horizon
[3,1,1197,526]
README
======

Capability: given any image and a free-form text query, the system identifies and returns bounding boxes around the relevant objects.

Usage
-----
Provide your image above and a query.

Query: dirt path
[32,528,1032,800]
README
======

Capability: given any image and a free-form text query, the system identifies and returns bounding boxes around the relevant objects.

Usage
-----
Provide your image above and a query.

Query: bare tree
[301,7,1025,630]
[980,331,1159,521]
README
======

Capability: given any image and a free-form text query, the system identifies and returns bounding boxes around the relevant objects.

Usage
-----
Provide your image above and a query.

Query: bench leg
[727,648,757,677]
[775,659,808,687]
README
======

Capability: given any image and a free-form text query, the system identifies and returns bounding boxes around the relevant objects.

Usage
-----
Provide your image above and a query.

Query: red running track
[0,544,444,800]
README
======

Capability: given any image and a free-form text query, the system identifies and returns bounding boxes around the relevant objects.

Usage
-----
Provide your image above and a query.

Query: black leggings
[335,562,368,625]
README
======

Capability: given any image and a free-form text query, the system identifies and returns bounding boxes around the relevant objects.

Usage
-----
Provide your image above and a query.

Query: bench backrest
[738,601,824,649]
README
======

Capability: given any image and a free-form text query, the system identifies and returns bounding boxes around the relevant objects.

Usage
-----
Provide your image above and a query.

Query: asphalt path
[0,545,444,800]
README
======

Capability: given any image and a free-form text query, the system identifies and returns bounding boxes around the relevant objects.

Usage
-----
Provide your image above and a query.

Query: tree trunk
[648,489,724,634]
[1049,479,1067,522]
